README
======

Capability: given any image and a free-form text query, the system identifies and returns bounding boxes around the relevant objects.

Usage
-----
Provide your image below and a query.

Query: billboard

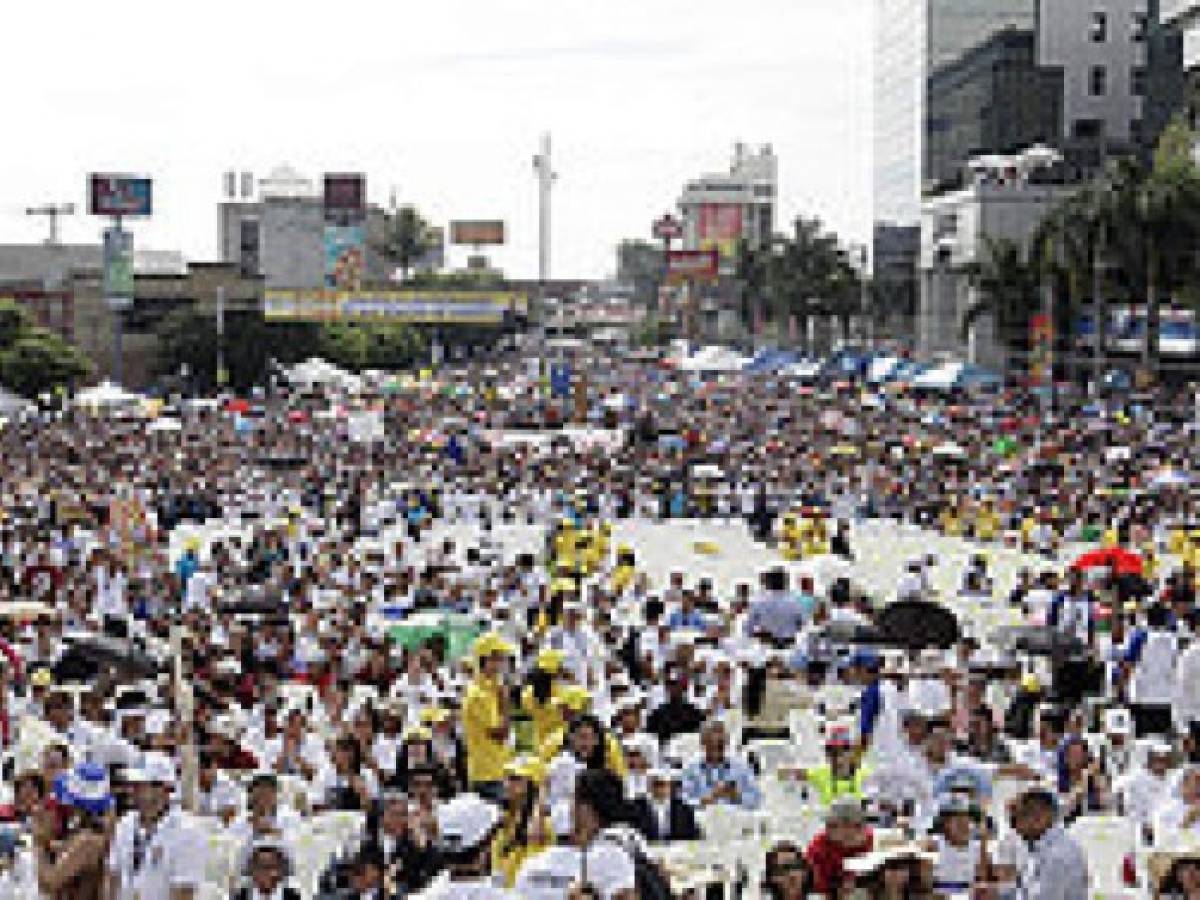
[697,203,743,259]
[264,289,528,324]
[323,174,366,223]
[666,249,719,282]
[89,174,152,217]
[103,228,134,309]
[450,221,506,246]
[324,224,366,290]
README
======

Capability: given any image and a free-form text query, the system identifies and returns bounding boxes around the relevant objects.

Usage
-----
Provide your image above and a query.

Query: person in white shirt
[106,752,207,900]
[1116,742,1175,831]
[1124,605,1178,736]
[1176,630,1200,734]
[229,772,302,861]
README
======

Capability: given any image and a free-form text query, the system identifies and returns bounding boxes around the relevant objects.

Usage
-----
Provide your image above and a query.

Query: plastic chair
[666,731,701,766]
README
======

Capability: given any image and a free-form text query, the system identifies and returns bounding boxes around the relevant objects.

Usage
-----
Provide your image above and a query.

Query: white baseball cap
[125,751,177,787]
[437,793,500,853]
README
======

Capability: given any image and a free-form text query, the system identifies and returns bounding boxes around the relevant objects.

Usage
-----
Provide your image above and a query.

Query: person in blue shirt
[679,719,762,810]
[666,591,709,631]
[174,545,199,596]
[846,649,884,752]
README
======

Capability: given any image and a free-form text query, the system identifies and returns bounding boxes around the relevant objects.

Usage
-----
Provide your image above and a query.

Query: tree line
[965,118,1200,382]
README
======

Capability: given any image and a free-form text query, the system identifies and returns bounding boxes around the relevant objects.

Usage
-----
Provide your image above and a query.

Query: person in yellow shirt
[974,500,1000,542]
[939,504,963,537]
[491,755,550,887]
[521,649,567,750]
[462,632,516,802]
[609,544,637,595]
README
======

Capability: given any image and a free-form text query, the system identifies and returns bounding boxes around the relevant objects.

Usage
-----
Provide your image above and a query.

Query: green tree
[377,206,436,280]
[961,237,1041,365]
[0,299,32,348]
[734,239,768,335]
[154,306,322,392]
[0,327,92,397]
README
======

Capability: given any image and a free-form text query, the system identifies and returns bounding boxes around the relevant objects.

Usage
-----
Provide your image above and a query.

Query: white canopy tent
[74,381,143,410]
[679,345,750,374]
[285,358,364,394]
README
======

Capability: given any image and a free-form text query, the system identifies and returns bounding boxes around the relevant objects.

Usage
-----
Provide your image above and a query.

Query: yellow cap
[403,725,433,742]
[473,632,516,660]
[420,706,451,725]
[616,543,634,556]
[536,648,566,674]
[551,577,578,596]
[504,755,546,783]
[555,685,592,713]
[1020,674,1040,693]
[30,668,53,688]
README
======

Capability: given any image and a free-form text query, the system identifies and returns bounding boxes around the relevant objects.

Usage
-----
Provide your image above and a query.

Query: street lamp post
[652,214,682,345]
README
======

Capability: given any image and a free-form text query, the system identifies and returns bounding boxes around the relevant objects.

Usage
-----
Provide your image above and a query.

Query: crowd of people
[0,351,1197,899]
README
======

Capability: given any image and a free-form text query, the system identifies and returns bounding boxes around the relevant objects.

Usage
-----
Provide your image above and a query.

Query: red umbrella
[225,398,250,414]
[1070,547,1144,577]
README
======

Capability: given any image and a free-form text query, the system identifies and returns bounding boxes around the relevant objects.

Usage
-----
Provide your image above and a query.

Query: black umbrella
[876,600,960,650]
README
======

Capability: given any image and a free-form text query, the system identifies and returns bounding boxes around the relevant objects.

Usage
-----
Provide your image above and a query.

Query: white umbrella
[148,417,182,433]
[932,442,967,458]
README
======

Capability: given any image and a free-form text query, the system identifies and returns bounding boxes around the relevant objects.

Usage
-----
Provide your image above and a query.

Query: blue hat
[848,648,882,672]
[54,763,114,816]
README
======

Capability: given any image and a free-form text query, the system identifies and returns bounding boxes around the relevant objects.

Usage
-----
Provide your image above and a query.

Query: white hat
[125,751,177,786]
[844,842,937,876]
[437,793,501,853]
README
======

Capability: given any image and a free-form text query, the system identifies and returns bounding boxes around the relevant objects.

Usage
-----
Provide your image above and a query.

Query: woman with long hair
[316,734,379,811]
[762,841,815,899]
[491,756,550,887]
[1056,734,1110,822]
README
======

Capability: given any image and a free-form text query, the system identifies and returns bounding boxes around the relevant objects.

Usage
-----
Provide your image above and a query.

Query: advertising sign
[697,203,743,259]
[450,221,506,246]
[666,249,719,282]
[324,224,366,290]
[264,289,528,324]
[89,174,153,217]
[653,214,683,243]
[103,228,134,309]
[1029,313,1054,388]
[323,173,366,223]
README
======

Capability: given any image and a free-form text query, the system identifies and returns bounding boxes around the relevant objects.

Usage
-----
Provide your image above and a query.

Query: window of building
[1130,119,1143,143]
[1090,65,1107,97]
[1091,11,1107,42]
[1073,118,1104,140]
[1132,12,1147,42]
[1131,66,1146,96]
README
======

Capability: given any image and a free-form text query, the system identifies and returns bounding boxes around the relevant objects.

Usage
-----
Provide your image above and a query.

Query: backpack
[598,827,673,900]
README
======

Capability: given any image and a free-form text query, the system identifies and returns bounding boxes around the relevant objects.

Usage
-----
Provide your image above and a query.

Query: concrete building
[875,0,1181,359]
[677,143,777,262]
[918,154,1071,370]
[1164,0,1200,146]
[1038,0,1149,176]
[218,165,440,289]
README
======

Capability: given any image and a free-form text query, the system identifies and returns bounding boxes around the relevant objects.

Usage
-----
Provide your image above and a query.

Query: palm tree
[961,236,1041,372]
[734,238,767,339]
[377,205,435,280]
[1033,195,1093,385]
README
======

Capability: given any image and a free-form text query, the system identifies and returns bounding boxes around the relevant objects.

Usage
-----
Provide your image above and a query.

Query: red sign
[697,204,743,258]
[653,214,683,242]
[666,249,718,281]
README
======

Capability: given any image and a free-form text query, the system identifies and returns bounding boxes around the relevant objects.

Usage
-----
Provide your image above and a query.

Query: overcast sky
[0,0,872,279]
